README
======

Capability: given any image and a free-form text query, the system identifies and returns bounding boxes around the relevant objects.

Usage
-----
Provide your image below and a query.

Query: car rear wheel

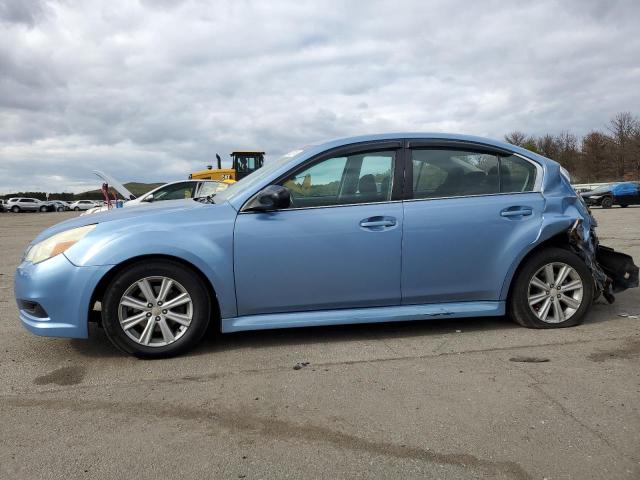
[39,206,47,212]
[510,247,593,328]
[601,196,613,209]
[620,204,628,208]
[102,260,211,358]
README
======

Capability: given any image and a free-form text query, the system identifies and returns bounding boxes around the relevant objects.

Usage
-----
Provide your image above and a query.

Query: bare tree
[607,112,639,179]
[536,134,560,160]
[581,131,611,182]
[504,131,528,146]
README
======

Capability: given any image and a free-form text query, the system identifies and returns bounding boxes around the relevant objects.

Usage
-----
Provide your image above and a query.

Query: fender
[64,203,238,319]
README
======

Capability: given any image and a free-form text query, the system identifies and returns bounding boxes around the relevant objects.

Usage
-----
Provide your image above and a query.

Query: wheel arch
[88,254,222,331]
[501,229,575,303]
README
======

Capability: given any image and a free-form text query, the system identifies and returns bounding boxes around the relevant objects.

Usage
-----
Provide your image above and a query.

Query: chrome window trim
[239,199,403,214]
[401,190,544,204]
[238,190,544,214]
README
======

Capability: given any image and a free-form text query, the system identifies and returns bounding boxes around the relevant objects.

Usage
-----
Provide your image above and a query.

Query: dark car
[43,201,70,212]
[580,182,640,208]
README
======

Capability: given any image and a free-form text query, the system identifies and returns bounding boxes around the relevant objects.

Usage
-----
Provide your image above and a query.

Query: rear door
[401,143,545,304]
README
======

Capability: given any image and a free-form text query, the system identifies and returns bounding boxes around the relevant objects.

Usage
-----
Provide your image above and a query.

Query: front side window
[151,182,196,201]
[280,150,395,208]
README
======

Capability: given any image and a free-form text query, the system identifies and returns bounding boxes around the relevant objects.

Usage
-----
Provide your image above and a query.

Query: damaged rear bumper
[569,219,639,303]
[596,246,639,294]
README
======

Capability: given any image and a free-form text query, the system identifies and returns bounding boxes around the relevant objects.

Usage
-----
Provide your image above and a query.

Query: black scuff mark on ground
[34,366,86,386]
[588,338,640,362]
[3,396,532,480]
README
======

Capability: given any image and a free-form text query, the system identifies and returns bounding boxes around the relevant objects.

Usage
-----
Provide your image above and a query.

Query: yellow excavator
[189,151,265,182]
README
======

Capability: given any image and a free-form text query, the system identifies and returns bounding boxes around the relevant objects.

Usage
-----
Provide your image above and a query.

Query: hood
[31,199,213,244]
[93,170,136,200]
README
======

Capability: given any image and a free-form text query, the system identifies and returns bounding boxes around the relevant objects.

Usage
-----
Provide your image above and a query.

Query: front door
[234,145,403,316]
[402,146,545,304]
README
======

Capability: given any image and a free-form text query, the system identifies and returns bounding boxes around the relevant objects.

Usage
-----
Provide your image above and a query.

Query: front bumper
[14,254,112,339]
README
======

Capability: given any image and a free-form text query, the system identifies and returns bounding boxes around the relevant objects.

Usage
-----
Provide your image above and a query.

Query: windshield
[214,148,306,204]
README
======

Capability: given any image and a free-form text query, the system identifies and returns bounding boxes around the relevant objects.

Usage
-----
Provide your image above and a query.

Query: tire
[74,207,80,211]
[509,247,594,329]
[620,204,628,208]
[39,206,47,212]
[102,260,211,358]
[57,207,64,212]
[601,196,613,209]
[11,206,19,213]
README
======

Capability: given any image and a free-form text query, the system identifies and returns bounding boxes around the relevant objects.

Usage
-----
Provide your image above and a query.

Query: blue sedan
[14,134,639,357]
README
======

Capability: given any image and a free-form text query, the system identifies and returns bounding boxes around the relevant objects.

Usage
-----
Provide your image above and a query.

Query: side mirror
[143,194,154,203]
[243,185,291,212]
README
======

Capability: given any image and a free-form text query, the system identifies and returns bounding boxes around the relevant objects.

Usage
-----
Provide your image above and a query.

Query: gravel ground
[0,208,638,479]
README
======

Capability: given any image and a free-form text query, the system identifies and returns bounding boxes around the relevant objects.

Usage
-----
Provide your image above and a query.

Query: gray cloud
[1,0,639,193]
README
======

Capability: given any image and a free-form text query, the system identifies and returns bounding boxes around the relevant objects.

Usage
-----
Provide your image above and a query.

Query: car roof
[302,132,553,165]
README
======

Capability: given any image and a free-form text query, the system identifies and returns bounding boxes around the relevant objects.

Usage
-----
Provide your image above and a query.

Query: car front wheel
[11,206,19,212]
[510,247,594,328]
[102,260,212,358]
[601,196,613,209]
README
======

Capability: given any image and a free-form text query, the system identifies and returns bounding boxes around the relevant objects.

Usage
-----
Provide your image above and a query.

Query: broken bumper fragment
[569,219,639,303]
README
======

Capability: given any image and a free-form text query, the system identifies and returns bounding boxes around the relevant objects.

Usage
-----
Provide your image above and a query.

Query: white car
[6,197,46,212]
[69,200,100,211]
[81,179,230,215]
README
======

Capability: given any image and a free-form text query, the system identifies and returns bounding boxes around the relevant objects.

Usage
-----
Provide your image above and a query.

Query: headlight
[25,224,96,264]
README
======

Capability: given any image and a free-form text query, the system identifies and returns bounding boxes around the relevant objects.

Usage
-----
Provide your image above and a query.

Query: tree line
[505,112,640,183]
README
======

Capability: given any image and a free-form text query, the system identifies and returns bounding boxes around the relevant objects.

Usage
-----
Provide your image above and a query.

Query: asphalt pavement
[0,207,638,479]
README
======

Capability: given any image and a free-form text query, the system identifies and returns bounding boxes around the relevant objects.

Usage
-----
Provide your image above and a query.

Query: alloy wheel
[118,276,193,347]
[527,262,584,323]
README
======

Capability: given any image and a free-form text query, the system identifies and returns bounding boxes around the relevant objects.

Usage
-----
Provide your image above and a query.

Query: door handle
[500,206,533,217]
[359,216,397,229]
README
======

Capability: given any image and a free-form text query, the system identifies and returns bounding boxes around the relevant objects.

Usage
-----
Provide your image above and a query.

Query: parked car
[81,179,230,215]
[14,133,639,358]
[43,200,70,212]
[68,200,100,211]
[0,199,5,212]
[580,182,640,208]
[6,197,46,212]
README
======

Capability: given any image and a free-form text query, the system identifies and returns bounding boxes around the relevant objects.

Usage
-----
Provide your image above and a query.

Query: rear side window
[410,149,538,199]
[411,149,500,199]
[500,155,537,193]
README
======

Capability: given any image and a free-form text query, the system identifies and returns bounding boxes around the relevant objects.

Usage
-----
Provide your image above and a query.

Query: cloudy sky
[1,0,639,194]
